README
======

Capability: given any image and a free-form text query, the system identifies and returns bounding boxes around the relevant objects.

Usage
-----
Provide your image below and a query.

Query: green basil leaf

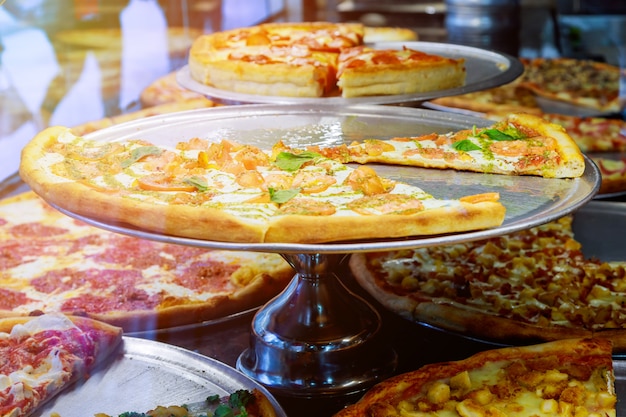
[213,404,234,417]
[274,151,321,172]
[184,176,209,191]
[269,187,301,203]
[481,129,517,141]
[121,146,163,168]
[451,139,481,152]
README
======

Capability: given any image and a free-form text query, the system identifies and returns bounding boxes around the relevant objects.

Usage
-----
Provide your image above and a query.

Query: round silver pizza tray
[34,337,287,417]
[176,41,524,105]
[36,104,600,397]
[58,104,602,254]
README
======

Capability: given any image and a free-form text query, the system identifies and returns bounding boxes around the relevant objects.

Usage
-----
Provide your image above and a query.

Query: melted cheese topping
[0,191,291,320]
[0,315,80,414]
[372,216,626,331]
[40,130,472,225]
[395,356,615,417]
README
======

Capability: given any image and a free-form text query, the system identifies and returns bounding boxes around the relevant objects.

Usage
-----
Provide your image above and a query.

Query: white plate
[177,41,524,105]
[35,337,287,417]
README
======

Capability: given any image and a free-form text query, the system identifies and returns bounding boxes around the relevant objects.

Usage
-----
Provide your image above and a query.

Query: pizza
[0,191,293,332]
[70,98,217,136]
[188,22,464,98]
[140,72,213,107]
[287,112,585,178]
[19,124,512,244]
[520,57,621,113]
[0,313,122,417]
[592,155,626,195]
[336,45,466,98]
[428,66,626,195]
[95,389,277,417]
[333,337,616,417]
[349,214,626,349]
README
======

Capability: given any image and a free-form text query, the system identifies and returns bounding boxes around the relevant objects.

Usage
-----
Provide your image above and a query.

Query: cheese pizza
[188,22,464,98]
[349,215,626,349]
[333,338,616,417]
[0,313,122,417]
[0,191,293,332]
[19,126,507,244]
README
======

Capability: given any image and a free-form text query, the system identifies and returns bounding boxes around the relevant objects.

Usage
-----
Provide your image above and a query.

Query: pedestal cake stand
[47,105,601,398]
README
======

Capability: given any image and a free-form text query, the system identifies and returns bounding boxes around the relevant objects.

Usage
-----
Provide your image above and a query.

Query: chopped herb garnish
[121,146,163,168]
[206,394,221,404]
[452,139,481,152]
[274,151,321,171]
[184,176,209,192]
[228,390,253,408]
[269,187,301,204]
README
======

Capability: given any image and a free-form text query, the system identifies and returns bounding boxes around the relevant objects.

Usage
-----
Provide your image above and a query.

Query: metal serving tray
[177,41,523,105]
[35,337,287,417]
[52,104,601,254]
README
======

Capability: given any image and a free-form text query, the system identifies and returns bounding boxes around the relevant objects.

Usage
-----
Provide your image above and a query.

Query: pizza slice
[299,113,585,178]
[19,126,506,244]
[336,46,466,98]
[189,42,339,98]
[0,313,122,417]
[333,338,616,417]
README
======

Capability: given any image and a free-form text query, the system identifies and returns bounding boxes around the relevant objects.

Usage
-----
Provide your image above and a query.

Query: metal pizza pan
[176,41,523,105]
[45,104,600,254]
[34,337,287,417]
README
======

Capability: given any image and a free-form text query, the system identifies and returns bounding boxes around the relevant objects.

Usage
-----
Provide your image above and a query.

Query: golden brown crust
[362,26,418,43]
[265,200,505,243]
[506,113,585,178]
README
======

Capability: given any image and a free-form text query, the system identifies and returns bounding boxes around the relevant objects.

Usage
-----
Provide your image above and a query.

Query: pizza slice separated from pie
[290,113,585,178]
[333,338,616,417]
[336,46,466,98]
[0,314,122,417]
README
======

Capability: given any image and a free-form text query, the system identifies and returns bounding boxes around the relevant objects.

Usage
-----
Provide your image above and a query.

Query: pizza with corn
[349,215,626,349]
[333,338,616,417]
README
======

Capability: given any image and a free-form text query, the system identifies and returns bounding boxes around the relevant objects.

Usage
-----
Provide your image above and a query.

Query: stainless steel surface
[237,253,398,397]
[36,103,600,396]
[614,360,626,417]
[57,104,601,254]
[573,200,626,262]
[35,337,287,417]
[176,41,524,105]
